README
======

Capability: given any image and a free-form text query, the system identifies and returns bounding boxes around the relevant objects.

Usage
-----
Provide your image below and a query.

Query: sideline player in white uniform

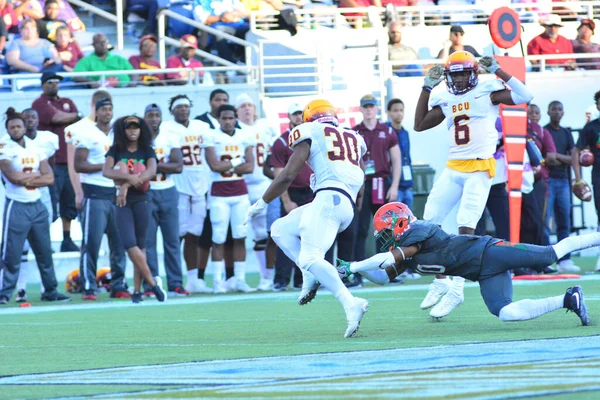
[161,95,214,293]
[414,52,534,318]
[0,109,70,304]
[206,104,255,293]
[13,108,59,303]
[246,100,370,338]
[235,94,279,291]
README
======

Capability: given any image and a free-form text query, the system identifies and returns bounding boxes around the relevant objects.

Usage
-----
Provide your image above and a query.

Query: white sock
[451,276,465,291]
[361,270,390,285]
[308,260,354,308]
[498,295,564,321]
[350,252,396,273]
[255,249,267,278]
[186,269,198,283]
[264,268,274,280]
[234,261,246,281]
[212,261,225,283]
[553,233,600,259]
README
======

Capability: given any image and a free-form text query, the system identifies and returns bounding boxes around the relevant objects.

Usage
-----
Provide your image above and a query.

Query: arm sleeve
[105,145,116,159]
[288,124,312,149]
[388,128,399,149]
[542,128,556,155]
[75,134,90,149]
[146,147,157,161]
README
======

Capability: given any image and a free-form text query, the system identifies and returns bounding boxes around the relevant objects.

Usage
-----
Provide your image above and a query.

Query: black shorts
[53,164,77,221]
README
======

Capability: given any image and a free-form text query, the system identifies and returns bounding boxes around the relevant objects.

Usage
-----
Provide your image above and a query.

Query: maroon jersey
[32,95,78,165]
[128,55,165,82]
[353,121,398,180]
[270,130,313,189]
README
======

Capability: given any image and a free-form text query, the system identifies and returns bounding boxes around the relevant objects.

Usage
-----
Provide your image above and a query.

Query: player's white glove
[244,198,268,226]
[479,56,500,74]
[423,64,444,92]
[309,173,317,191]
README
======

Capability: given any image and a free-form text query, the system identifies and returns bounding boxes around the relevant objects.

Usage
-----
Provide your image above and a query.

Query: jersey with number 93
[289,122,366,201]
[430,79,505,161]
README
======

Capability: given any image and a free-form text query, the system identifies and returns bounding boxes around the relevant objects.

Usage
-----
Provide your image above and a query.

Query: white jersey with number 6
[239,119,278,186]
[288,122,366,201]
[430,79,504,161]
[162,119,213,197]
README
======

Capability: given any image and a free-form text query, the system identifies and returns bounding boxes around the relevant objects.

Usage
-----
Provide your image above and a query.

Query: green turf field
[0,257,599,399]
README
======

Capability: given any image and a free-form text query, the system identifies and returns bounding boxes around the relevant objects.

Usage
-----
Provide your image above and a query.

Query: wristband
[230,157,244,168]
[422,86,432,93]
[575,180,584,185]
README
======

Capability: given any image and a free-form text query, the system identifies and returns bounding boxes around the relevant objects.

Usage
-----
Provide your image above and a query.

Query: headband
[95,98,112,111]
[171,98,191,111]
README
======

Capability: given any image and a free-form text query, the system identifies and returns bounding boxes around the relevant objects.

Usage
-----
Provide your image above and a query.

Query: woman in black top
[103,116,166,303]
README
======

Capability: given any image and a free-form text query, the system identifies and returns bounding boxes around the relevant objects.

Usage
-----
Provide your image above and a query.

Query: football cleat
[231,279,256,293]
[152,277,167,302]
[298,271,320,305]
[16,289,27,303]
[429,289,464,319]
[82,290,98,301]
[185,278,212,294]
[344,297,370,338]
[132,292,143,304]
[420,278,450,310]
[169,286,191,297]
[0,296,9,305]
[564,285,590,326]
[336,259,352,279]
[213,280,228,294]
[41,291,72,302]
[110,290,132,299]
[256,278,274,292]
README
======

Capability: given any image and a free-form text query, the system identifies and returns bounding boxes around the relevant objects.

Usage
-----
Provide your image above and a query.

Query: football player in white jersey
[246,100,370,338]
[413,51,534,319]
[235,94,279,291]
[13,108,59,303]
[161,95,214,293]
[143,103,188,297]
[206,104,255,293]
[0,108,70,304]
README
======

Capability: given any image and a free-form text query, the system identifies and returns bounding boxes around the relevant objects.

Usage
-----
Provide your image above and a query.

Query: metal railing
[67,0,124,50]
[157,8,259,75]
[0,67,256,92]
[250,1,600,31]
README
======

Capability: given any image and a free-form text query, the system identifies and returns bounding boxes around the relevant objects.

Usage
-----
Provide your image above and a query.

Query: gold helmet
[96,267,112,292]
[65,269,83,293]
[302,99,338,126]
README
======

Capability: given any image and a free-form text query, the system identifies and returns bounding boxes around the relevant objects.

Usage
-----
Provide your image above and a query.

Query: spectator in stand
[166,34,204,85]
[31,71,81,252]
[6,19,62,73]
[387,21,421,77]
[36,0,67,43]
[126,0,159,35]
[73,33,135,88]
[129,34,166,86]
[269,103,313,291]
[192,0,249,63]
[54,25,83,72]
[0,17,6,54]
[527,14,575,70]
[571,19,600,70]
[438,25,481,60]
[544,100,579,273]
[353,94,401,262]
[16,0,86,34]
[0,0,20,33]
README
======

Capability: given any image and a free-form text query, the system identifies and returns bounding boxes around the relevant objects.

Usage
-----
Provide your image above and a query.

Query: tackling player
[337,202,592,326]
[414,52,534,319]
[246,99,369,338]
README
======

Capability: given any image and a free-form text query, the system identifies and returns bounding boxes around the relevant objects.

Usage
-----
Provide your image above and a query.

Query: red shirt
[56,41,84,69]
[166,56,204,81]
[270,130,313,189]
[1,4,18,33]
[527,34,574,66]
[31,95,78,164]
[353,121,399,180]
[128,55,166,82]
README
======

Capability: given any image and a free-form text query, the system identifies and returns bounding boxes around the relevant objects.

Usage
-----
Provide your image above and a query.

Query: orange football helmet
[444,51,479,95]
[96,267,112,292]
[373,202,416,252]
[65,269,83,293]
[302,99,338,126]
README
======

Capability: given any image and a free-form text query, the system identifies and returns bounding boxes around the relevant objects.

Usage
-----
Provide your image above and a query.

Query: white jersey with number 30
[430,79,505,161]
[289,122,366,201]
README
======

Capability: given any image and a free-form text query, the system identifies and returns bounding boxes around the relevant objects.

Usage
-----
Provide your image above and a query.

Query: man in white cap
[527,14,575,70]
[235,94,279,291]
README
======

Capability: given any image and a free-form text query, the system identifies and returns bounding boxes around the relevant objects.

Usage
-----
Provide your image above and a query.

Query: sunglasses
[45,79,60,84]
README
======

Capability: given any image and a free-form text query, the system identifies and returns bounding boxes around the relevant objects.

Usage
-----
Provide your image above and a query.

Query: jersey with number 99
[430,79,505,161]
[289,122,366,201]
